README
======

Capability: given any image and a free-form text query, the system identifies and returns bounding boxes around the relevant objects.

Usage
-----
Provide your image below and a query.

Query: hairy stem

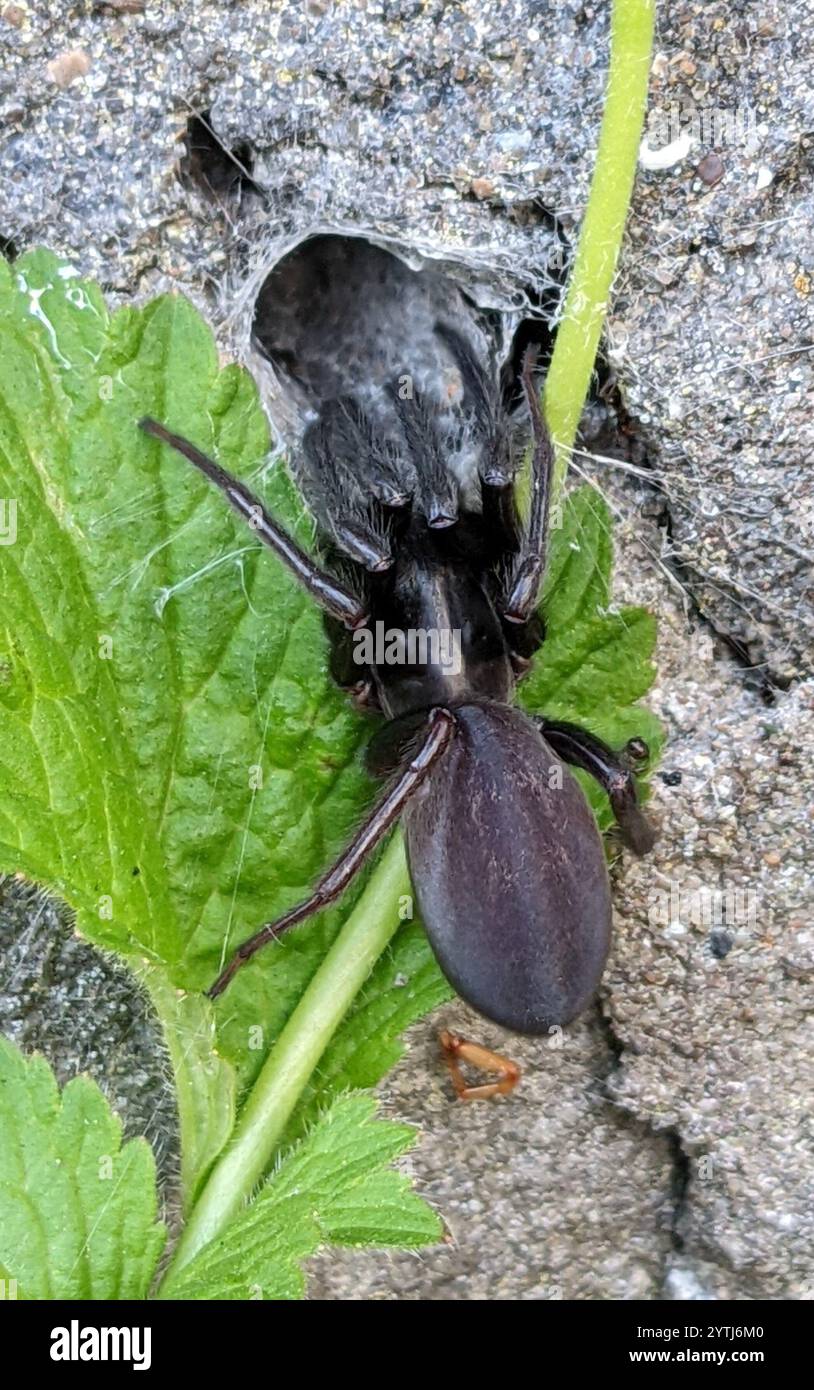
[158,834,410,1290]
[139,963,235,1213]
[544,0,655,501]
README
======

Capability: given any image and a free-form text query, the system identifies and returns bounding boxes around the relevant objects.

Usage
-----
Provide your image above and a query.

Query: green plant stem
[138,962,235,1213]
[544,0,655,500]
[158,833,410,1292]
[140,965,201,1193]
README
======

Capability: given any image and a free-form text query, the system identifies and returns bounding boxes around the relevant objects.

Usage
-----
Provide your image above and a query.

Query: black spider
[140,320,655,1035]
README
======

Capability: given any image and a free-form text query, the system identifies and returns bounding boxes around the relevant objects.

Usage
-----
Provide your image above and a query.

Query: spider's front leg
[537,719,657,855]
[139,418,368,629]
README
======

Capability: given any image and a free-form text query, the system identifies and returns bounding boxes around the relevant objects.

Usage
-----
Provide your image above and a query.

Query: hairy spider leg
[435,320,545,673]
[389,383,460,528]
[207,707,457,998]
[502,347,555,624]
[433,322,549,668]
[439,1029,521,1101]
[435,319,519,546]
[139,417,368,629]
[537,719,657,856]
[302,398,411,574]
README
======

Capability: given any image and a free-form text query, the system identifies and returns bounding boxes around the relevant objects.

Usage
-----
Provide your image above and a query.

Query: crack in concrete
[593,999,695,1297]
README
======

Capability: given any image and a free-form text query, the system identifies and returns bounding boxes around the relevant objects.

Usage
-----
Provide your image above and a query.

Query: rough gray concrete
[1,0,812,1300]
[0,881,177,1186]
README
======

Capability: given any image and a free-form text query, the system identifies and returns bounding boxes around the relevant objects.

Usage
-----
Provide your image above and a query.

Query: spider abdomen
[405,701,612,1035]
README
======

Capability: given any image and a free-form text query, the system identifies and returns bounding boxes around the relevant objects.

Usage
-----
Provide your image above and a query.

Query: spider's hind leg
[537,718,657,856]
[208,707,456,998]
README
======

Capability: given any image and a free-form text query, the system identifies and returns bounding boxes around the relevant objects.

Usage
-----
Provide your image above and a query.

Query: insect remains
[139,268,655,1038]
[439,1030,522,1102]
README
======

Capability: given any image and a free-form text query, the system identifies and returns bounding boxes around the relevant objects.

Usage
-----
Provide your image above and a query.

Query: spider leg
[207,707,456,998]
[435,320,520,558]
[502,347,555,625]
[139,417,367,629]
[302,401,407,574]
[331,396,412,509]
[390,384,459,528]
[536,719,657,855]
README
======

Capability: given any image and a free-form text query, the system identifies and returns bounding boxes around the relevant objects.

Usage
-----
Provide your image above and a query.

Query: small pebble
[47,48,92,88]
[710,930,734,959]
[696,151,724,186]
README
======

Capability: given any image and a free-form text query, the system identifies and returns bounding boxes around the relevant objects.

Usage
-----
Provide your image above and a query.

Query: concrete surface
[0,0,811,1300]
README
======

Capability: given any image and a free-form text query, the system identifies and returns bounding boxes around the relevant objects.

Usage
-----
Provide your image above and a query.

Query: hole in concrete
[250,231,566,424]
[0,235,19,262]
[249,230,581,549]
[254,233,491,401]
[248,229,658,554]
[178,110,261,205]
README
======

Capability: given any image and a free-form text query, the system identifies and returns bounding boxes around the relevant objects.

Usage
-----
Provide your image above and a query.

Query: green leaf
[0,1036,165,1300]
[162,1094,441,1300]
[544,484,613,629]
[519,485,662,826]
[0,248,445,1260]
[0,250,374,987]
[0,248,386,1188]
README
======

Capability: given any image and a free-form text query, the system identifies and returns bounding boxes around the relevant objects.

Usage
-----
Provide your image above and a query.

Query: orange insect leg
[439,1029,521,1102]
